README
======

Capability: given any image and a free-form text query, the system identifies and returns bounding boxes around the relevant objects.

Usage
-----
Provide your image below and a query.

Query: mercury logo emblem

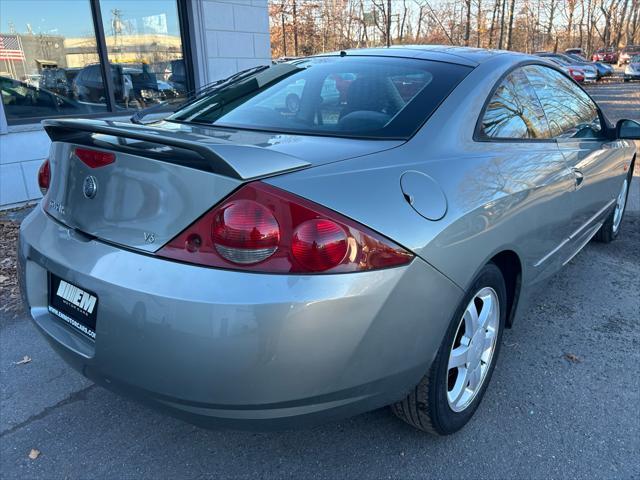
[83,176,98,199]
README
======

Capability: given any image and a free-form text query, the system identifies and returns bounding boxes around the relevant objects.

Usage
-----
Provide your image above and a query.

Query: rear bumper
[18,205,462,429]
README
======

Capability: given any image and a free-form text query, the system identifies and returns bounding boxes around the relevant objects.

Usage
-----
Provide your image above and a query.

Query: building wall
[0,127,51,206]
[190,0,271,85]
[0,0,271,209]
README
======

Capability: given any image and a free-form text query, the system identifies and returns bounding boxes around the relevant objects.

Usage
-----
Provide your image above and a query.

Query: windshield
[168,56,471,139]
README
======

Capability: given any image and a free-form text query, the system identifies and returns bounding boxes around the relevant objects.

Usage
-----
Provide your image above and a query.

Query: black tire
[391,263,507,435]
[595,164,634,243]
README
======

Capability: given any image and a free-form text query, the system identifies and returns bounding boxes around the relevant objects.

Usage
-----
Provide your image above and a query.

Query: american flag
[0,34,26,62]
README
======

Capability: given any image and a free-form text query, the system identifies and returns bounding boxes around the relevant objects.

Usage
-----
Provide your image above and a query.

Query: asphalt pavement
[1,82,639,479]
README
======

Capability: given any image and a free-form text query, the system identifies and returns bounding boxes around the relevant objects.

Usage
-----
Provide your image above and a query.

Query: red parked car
[567,67,585,82]
[592,47,618,64]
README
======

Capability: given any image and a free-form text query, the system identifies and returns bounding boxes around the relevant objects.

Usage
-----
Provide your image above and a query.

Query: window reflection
[524,65,602,139]
[0,0,187,121]
[0,0,107,120]
[99,0,186,109]
[481,69,550,140]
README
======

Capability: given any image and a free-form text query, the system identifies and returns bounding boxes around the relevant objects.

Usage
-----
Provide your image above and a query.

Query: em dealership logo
[56,280,97,316]
[83,175,98,199]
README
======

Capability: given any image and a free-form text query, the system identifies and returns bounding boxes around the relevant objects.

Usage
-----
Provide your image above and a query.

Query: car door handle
[572,168,584,189]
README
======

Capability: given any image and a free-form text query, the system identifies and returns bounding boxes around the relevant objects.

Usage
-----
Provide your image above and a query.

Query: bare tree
[506,0,517,49]
[498,0,508,48]
[488,0,501,47]
[464,0,472,45]
[267,0,637,60]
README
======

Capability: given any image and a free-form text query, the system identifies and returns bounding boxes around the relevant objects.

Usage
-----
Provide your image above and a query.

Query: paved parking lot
[1,82,639,479]
[584,79,640,122]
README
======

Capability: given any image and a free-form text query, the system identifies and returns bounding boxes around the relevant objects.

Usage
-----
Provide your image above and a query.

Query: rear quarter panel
[269,57,529,279]
[267,55,615,310]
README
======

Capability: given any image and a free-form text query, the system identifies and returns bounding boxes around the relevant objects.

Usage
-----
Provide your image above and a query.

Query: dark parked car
[1,75,91,120]
[73,63,160,107]
[39,67,81,97]
[592,47,618,64]
[163,59,187,95]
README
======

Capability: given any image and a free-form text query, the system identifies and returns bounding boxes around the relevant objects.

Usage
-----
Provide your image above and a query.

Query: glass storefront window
[98,0,186,109]
[0,0,107,120]
[0,0,188,123]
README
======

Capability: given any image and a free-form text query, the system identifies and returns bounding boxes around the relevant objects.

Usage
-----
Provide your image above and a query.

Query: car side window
[524,65,602,139]
[480,68,550,140]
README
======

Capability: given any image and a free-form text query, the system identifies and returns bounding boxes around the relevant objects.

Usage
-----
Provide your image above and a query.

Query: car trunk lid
[42,119,402,252]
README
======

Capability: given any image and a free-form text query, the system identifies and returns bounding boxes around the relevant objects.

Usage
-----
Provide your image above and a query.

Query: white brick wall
[193,0,271,86]
[0,0,271,208]
[0,129,51,207]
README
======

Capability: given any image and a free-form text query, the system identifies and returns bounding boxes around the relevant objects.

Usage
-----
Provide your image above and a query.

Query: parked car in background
[73,64,111,104]
[269,73,355,115]
[565,53,613,79]
[163,59,187,96]
[565,48,585,58]
[592,47,618,64]
[40,67,81,98]
[74,63,161,107]
[1,75,91,119]
[565,66,586,82]
[20,47,639,436]
[619,45,640,66]
[553,53,600,80]
[624,55,640,81]
[535,53,596,82]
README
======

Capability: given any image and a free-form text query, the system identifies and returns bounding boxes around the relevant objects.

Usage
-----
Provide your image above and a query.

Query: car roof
[315,45,517,67]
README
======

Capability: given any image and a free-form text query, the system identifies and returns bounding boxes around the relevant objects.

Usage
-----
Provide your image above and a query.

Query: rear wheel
[595,166,633,243]
[392,263,506,435]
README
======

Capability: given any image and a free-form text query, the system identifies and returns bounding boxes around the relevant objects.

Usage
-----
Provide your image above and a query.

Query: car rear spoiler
[42,119,311,180]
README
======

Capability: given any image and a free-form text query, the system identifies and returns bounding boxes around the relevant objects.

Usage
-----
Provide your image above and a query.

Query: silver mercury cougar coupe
[19,46,638,435]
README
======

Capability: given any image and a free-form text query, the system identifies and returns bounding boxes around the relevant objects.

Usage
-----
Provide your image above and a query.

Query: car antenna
[340,50,347,57]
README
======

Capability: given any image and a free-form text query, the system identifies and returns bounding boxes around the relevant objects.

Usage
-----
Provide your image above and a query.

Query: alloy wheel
[612,178,629,234]
[446,287,500,412]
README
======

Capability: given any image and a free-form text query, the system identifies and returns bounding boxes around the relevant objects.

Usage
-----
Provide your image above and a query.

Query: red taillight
[568,68,584,81]
[157,182,413,274]
[213,199,280,264]
[74,147,115,168]
[292,219,348,272]
[38,159,50,195]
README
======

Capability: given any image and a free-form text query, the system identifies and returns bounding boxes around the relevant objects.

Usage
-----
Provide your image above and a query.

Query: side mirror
[617,119,640,139]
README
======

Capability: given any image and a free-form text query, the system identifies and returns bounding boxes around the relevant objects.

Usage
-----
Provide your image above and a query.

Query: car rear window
[169,56,472,139]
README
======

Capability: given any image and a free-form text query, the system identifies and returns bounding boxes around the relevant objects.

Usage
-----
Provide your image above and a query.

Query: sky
[0,0,181,38]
